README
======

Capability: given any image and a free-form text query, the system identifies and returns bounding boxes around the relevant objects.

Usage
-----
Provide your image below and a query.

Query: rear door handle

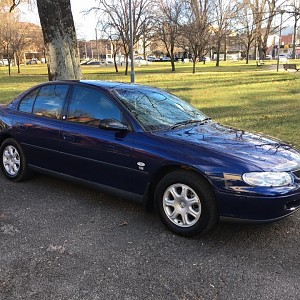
[62,133,75,142]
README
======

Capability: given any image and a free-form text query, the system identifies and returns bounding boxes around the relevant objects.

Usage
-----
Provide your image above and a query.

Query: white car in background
[0,59,10,66]
[278,54,289,62]
[135,56,149,65]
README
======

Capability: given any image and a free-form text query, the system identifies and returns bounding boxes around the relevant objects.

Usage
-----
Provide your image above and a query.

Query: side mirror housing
[98,119,129,131]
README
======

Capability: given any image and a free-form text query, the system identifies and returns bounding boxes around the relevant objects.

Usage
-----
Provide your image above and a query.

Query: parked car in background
[135,56,149,65]
[0,59,12,66]
[26,58,40,65]
[160,56,171,61]
[1,81,300,237]
[147,56,157,62]
[276,53,291,62]
[81,60,104,66]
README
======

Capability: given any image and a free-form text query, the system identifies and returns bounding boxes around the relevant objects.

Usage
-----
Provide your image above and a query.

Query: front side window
[32,85,69,119]
[67,86,122,127]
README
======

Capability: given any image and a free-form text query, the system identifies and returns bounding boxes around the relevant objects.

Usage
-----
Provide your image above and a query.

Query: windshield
[112,88,208,131]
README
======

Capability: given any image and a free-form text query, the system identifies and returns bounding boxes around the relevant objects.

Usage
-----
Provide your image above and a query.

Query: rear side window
[18,89,39,113]
[32,85,69,119]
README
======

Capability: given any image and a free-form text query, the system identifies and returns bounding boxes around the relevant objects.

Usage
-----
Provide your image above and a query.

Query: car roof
[55,80,157,92]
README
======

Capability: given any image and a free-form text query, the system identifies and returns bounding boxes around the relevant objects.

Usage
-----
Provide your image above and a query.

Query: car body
[0,59,12,66]
[0,80,300,236]
[134,57,149,65]
[147,56,157,62]
[160,56,171,61]
[277,53,291,62]
[26,58,40,65]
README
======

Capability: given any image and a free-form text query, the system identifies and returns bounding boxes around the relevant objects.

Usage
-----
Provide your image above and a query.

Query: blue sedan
[0,80,300,236]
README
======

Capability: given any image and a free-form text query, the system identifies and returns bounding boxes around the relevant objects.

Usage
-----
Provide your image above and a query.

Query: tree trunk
[224,36,227,61]
[113,51,119,73]
[169,44,175,72]
[246,44,250,64]
[36,0,81,81]
[16,55,20,73]
[192,57,196,74]
[125,53,129,75]
[171,59,175,72]
[5,45,11,76]
[216,41,221,67]
[292,17,297,59]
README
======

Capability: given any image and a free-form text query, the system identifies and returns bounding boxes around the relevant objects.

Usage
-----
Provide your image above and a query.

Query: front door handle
[16,123,28,131]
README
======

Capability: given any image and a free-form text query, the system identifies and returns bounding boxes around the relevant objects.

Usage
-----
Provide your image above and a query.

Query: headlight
[242,172,293,187]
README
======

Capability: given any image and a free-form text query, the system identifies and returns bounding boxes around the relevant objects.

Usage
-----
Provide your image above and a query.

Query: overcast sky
[19,0,99,40]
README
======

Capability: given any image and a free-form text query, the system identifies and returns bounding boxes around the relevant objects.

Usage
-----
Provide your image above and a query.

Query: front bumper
[216,190,300,222]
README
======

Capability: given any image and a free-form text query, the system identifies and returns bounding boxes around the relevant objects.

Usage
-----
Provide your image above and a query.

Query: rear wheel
[155,170,218,237]
[0,138,31,181]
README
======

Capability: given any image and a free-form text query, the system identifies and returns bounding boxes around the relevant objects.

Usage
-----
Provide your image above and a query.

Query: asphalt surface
[0,173,299,300]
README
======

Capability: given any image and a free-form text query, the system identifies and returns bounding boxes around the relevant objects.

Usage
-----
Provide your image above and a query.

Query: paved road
[0,173,299,300]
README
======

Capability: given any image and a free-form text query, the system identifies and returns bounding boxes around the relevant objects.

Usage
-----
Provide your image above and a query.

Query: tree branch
[9,0,21,13]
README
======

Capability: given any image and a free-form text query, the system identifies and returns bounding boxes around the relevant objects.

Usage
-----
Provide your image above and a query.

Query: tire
[155,170,218,237]
[0,138,31,182]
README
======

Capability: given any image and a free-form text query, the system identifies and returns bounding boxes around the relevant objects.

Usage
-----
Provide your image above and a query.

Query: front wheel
[155,171,218,237]
[0,138,31,181]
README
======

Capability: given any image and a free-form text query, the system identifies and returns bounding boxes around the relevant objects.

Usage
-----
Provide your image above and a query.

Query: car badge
[137,162,145,170]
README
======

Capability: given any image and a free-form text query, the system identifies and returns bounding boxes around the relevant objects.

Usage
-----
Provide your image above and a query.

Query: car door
[11,84,69,172]
[59,85,134,192]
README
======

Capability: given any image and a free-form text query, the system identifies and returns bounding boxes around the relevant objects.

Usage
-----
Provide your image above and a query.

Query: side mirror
[98,119,129,131]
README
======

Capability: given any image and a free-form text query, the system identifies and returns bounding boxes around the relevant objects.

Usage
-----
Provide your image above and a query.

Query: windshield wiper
[169,118,211,130]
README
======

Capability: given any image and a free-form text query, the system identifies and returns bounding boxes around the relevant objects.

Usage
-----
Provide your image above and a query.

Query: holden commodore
[0,80,299,237]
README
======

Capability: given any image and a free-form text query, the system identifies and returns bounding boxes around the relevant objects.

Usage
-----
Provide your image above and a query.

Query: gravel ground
[1,173,299,300]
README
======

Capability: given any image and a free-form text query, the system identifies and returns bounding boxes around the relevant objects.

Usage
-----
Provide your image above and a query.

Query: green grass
[1,60,299,149]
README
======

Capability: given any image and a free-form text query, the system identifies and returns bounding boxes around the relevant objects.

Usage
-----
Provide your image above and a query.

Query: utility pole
[129,0,135,83]
[277,10,285,72]
[291,9,300,59]
[95,27,99,62]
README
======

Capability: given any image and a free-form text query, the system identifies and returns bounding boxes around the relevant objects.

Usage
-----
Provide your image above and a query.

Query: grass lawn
[0,60,299,149]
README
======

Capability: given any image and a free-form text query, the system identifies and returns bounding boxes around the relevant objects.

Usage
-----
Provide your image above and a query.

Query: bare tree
[211,0,236,66]
[260,0,277,58]
[179,0,211,73]
[247,0,279,60]
[10,21,30,73]
[96,0,153,75]
[0,2,31,74]
[155,0,183,72]
[286,0,300,59]
[234,0,277,63]
[140,15,155,59]
[236,0,256,63]
[0,9,15,74]
[100,21,123,73]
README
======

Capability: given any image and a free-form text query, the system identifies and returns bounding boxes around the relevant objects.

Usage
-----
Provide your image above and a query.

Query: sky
[17,1,296,41]
[18,0,99,40]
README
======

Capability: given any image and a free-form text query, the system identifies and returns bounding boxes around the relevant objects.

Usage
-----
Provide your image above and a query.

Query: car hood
[155,121,300,171]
